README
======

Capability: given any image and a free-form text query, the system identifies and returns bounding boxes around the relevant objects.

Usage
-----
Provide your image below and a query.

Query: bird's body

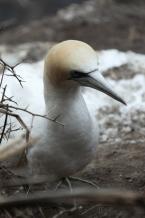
[27,40,125,181]
[28,87,98,180]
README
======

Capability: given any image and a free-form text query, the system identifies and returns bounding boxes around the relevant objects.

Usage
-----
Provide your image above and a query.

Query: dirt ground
[0,0,145,217]
[1,125,145,218]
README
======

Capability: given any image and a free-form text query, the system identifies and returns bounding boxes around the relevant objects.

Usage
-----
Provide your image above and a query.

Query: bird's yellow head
[44,40,126,104]
[44,40,98,86]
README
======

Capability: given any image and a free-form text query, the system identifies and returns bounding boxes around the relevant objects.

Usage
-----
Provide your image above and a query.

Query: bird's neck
[44,82,89,120]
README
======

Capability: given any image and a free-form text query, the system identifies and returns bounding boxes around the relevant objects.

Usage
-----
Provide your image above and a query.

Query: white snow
[0,48,145,143]
[97,49,127,72]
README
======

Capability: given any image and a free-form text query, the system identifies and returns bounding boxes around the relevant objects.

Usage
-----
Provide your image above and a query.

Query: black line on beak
[87,68,98,75]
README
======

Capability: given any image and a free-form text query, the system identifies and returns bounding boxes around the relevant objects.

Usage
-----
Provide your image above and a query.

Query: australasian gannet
[27,40,126,181]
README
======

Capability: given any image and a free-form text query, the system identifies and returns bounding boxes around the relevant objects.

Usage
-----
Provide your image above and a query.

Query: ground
[0,0,145,217]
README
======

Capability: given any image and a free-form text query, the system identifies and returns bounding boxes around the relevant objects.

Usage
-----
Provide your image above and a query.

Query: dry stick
[52,178,78,218]
[0,58,24,87]
[1,85,7,103]
[0,58,62,143]
[0,119,20,141]
[0,104,9,143]
[0,103,64,126]
[2,95,17,105]
[0,108,30,141]
[6,126,22,141]
[0,64,6,88]
[0,59,28,141]
[3,104,64,126]
[0,188,145,209]
[0,86,11,142]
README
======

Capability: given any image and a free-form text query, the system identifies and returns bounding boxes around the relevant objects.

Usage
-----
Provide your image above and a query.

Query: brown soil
[1,135,145,218]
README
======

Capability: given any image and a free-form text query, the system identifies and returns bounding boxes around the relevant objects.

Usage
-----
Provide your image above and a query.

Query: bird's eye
[70,70,88,79]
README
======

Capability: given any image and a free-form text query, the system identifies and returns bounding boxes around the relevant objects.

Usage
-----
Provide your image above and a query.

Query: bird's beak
[75,71,126,105]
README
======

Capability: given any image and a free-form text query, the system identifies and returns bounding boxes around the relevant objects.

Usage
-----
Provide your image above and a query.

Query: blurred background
[0,0,145,53]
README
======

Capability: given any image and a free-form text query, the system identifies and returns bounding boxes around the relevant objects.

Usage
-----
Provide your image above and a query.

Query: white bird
[25,40,126,181]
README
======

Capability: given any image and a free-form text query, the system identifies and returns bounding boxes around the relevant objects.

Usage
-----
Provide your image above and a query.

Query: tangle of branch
[0,58,62,143]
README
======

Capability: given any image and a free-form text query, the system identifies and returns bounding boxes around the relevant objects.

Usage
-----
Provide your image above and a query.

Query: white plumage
[26,40,125,181]
[0,40,125,181]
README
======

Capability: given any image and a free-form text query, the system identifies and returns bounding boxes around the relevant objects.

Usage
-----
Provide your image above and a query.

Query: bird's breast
[28,92,99,178]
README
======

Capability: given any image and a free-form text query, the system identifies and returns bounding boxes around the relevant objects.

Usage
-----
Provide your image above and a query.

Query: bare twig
[0,57,63,143]
[0,59,29,141]
[1,94,18,105]
[0,58,24,87]
[0,64,6,88]
[52,205,78,218]
[0,108,30,141]
[1,85,7,103]
[69,176,98,189]
[0,102,63,142]
[0,188,145,209]
[4,104,64,125]
[0,104,9,143]
[53,177,78,218]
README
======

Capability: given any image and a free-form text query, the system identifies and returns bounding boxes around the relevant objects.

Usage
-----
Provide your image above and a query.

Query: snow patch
[0,49,145,143]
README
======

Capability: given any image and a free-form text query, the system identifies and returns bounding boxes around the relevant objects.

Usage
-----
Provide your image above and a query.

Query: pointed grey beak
[72,70,126,105]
